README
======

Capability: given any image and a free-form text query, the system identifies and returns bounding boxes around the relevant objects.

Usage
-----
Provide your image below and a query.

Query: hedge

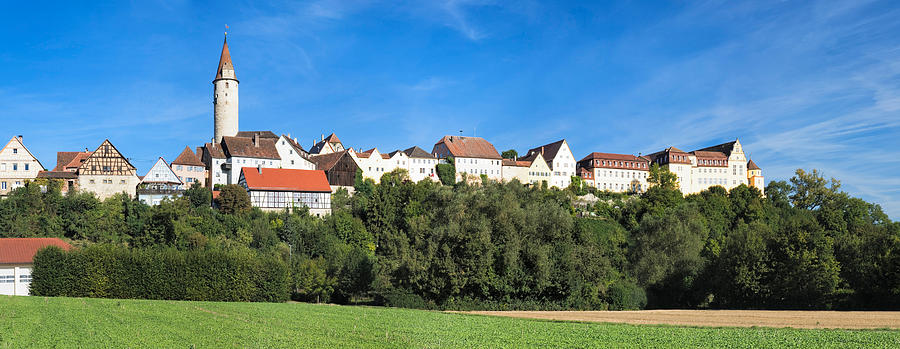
[30,245,290,302]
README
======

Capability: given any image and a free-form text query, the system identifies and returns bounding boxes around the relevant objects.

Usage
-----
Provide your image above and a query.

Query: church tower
[213,35,239,143]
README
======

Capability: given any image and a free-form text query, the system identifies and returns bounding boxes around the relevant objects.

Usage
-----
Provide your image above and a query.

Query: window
[25,164,29,171]
[89,180,95,184]
[0,275,13,283]
[12,164,17,171]
[177,165,183,170]
[1,182,5,190]
[19,274,32,283]
[120,180,125,184]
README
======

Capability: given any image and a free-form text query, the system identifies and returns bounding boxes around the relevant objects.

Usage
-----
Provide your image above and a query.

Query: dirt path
[460,310,900,329]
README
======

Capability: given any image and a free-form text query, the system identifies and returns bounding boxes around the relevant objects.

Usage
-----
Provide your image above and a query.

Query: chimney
[287,133,291,139]
[17,135,23,143]
[321,134,325,142]
[254,134,260,147]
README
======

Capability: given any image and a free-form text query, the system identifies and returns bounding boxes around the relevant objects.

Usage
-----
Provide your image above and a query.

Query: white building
[276,134,316,170]
[239,167,332,216]
[0,136,43,196]
[432,136,503,181]
[351,148,395,182]
[203,135,282,186]
[213,36,239,143]
[647,139,756,195]
[0,238,71,296]
[309,133,345,156]
[525,139,576,189]
[399,146,439,182]
[577,152,650,193]
[137,157,184,205]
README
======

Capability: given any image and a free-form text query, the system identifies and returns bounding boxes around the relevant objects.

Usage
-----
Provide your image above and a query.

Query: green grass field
[1,296,898,348]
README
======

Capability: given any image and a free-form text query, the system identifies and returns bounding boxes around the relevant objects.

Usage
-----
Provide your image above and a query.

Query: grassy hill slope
[1,296,898,348]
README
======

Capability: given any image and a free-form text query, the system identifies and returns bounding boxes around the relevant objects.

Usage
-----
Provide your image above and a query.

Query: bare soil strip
[460,310,900,329]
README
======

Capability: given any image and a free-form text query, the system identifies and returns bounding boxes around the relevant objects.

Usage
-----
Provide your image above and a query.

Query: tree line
[3,168,898,310]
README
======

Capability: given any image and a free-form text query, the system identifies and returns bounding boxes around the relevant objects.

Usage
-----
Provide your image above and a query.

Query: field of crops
[1,296,898,348]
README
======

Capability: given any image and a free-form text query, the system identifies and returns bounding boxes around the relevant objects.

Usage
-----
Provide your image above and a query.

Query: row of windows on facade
[528,171,550,177]
[697,178,746,186]
[0,274,31,283]
[88,179,127,185]
[235,159,275,166]
[593,160,648,169]
[249,191,331,209]
[174,165,204,172]
[466,168,497,175]
[458,158,501,166]
[598,170,648,179]
[698,159,727,166]
[1,181,23,190]
[0,163,31,171]
[601,182,644,191]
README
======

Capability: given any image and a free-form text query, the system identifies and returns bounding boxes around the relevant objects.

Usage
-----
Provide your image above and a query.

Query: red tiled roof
[172,146,205,166]
[53,152,80,171]
[0,238,72,264]
[324,133,341,144]
[58,152,92,171]
[222,136,280,159]
[579,152,646,162]
[748,159,761,170]
[691,150,728,159]
[215,37,236,81]
[37,170,78,179]
[240,167,331,192]
[204,143,226,159]
[433,136,502,160]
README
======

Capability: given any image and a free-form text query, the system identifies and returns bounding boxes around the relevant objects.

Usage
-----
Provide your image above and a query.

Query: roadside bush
[30,244,289,302]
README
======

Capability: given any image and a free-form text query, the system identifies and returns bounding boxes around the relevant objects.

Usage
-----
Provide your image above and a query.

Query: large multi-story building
[0,136,43,196]
[239,167,332,216]
[399,146,439,182]
[502,152,552,186]
[432,136,503,181]
[525,139,576,189]
[577,152,650,193]
[646,139,762,195]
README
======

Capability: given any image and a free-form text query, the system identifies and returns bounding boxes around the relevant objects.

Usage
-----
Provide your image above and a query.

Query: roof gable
[1,136,44,170]
[172,146,205,166]
[215,37,236,81]
[403,146,435,159]
[526,139,569,161]
[236,131,279,139]
[79,140,136,175]
[141,158,182,184]
[240,167,331,192]
[695,140,740,156]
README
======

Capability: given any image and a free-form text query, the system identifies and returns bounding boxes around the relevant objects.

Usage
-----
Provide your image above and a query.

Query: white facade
[454,157,502,180]
[406,156,439,182]
[549,141,576,188]
[0,265,32,296]
[209,157,227,187]
[351,149,399,182]
[593,167,649,192]
[78,174,140,199]
[276,135,316,170]
[226,157,281,185]
[0,136,43,196]
[651,140,754,195]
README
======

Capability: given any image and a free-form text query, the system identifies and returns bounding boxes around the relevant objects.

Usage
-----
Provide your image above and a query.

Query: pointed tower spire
[215,36,237,81]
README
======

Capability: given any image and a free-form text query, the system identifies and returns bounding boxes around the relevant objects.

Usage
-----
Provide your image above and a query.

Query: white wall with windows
[454,157,502,180]
[248,190,331,216]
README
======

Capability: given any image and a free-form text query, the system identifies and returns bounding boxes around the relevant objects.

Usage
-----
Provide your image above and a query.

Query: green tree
[436,157,456,186]
[216,184,251,215]
[184,183,212,208]
[501,149,518,159]
[647,163,679,190]
[790,169,841,210]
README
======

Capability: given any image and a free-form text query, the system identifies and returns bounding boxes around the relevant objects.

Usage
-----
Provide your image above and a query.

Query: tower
[213,35,239,143]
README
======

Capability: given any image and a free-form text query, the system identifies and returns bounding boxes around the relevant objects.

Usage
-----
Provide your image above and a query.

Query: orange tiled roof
[0,238,72,264]
[240,167,331,192]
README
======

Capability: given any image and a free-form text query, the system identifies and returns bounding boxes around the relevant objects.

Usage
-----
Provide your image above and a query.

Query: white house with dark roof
[351,148,394,182]
[309,133,345,156]
[0,136,43,196]
[276,134,316,171]
[138,157,184,205]
[432,136,503,181]
[400,146,439,182]
[525,139,575,189]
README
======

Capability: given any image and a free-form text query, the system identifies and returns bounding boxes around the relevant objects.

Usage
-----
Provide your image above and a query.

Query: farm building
[0,238,71,296]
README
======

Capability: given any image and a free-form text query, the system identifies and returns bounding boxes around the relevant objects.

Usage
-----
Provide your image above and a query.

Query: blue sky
[2,1,899,217]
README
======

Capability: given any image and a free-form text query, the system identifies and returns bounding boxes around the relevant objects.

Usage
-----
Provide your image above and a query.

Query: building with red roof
[0,238,71,296]
[238,167,332,216]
